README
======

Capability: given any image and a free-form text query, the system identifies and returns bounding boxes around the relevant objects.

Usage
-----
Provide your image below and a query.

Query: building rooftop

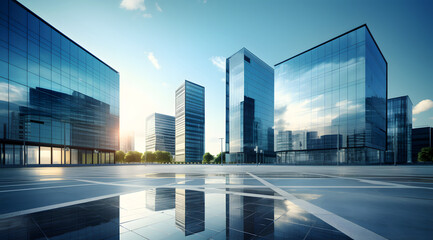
[275,24,387,67]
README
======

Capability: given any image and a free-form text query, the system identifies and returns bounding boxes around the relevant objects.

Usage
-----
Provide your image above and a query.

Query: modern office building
[387,96,412,164]
[175,80,205,162]
[225,48,274,163]
[0,0,119,165]
[412,127,433,162]
[120,131,135,153]
[146,113,175,156]
[274,25,387,164]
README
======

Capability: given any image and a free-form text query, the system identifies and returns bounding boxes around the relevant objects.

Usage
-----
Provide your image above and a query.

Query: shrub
[418,147,433,162]
[124,151,142,162]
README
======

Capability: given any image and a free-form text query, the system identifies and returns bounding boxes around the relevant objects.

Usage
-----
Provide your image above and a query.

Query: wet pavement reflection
[0,174,351,239]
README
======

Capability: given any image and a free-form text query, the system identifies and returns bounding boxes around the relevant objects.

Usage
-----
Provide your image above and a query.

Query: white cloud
[147,52,161,70]
[413,117,417,122]
[210,56,225,72]
[120,0,146,11]
[155,2,162,12]
[142,13,152,18]
[274,57,364,134]
[220,77,225,83]
[413,99,433,115]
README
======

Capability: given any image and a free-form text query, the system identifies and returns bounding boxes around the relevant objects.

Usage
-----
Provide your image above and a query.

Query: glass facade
[146,188,175,211]
[175,189,205,236]
[225,48,274,163]
[0,0,119,165]
[387,96,412,164]
[146,113,175,156]
[274,25,387,164]
[175,80,204,162]
[412,127,433,163]
[225,177,274,239]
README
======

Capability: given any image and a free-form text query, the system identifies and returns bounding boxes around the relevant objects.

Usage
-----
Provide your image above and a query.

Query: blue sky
[19,0,433,154]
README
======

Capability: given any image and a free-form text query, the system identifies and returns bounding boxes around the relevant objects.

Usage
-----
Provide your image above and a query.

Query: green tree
[115,150,126,163]
[418,147,433,162]
[124,151,142,163]
[142,151,156,163]
[202,152,214,163]
[214,152,225,164]
[155,151,172,163]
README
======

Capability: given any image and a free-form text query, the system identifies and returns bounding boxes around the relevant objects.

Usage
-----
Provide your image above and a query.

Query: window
[40,147,51,164]
[244,55,250,63]
[5,144,14,165]
[52,147,61,164]
[27,146,39,164]
[71,149,78,164]
[63,148,70,164]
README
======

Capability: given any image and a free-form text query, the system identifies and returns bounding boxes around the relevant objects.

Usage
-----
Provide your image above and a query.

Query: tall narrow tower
[175,80,205,162]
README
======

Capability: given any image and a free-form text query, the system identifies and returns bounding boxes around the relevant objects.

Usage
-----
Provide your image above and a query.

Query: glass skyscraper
[387,96,412,164]
[274,25,387,164]
[146,113,175,156]
[175,80,205,162]
[225,48,274,163]
[0,0,119,165]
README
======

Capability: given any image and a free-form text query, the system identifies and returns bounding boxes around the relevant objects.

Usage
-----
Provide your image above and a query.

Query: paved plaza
[0,165,432,239]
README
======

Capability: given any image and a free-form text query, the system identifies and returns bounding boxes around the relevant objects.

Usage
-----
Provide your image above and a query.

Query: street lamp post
[260,150,263,164]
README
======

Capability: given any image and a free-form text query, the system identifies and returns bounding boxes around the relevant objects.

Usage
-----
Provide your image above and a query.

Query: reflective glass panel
[40,146,51,164]
[26,146,39,164]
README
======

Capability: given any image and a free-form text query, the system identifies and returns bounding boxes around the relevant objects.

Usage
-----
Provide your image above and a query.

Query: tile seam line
[0,183,97,193]
[174,187,286,200]
[0,178,146,193]
[0,192,123,220]
[247,172,388,240]
[0,179,189,219]
[303,172,433,190]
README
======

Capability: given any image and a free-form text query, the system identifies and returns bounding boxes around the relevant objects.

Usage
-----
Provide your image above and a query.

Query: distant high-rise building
[225,48,274,163]
[0,0,119,166]
[412,127,433,162]
[387,96,412,164]
[146,113,175,156]
[175,80,205,162]
[274,25,387,164]
[120,131,135,153]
